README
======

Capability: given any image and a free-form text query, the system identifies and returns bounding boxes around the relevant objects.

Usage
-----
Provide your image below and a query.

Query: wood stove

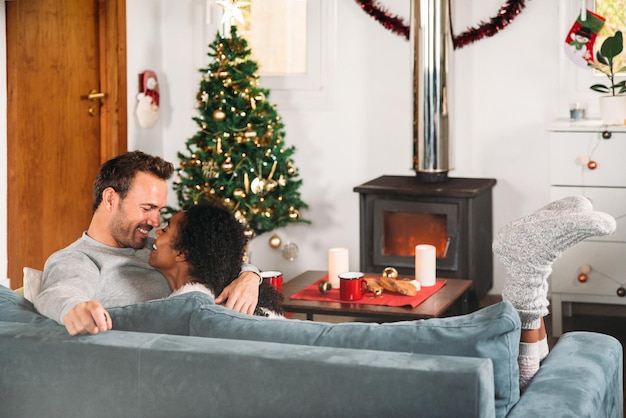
[354,175,496,308]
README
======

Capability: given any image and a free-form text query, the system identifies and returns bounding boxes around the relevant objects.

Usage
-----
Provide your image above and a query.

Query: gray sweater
[35,232,259,324]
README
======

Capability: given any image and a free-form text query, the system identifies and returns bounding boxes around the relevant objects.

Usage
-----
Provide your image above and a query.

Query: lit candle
[328,248,349,289]
[415,244,436,287]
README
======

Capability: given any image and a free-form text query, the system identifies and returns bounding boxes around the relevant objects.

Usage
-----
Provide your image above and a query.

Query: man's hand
[214,271,260,315]
[63,300,112,336]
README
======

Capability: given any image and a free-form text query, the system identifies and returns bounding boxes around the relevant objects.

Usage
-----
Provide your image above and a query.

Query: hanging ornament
[244,172,250,194]
[221,156,234,173]
[243,225,255,239]
[288,207,300,220]
[213,109,226,121]
[287,161,297,176]
[250,177,268,195]
[265,181,277,193]
[202,160,220,178]
[269,234,282,249]
[233,188,246,198]
[282,242,299,261]
[262,208,274,218]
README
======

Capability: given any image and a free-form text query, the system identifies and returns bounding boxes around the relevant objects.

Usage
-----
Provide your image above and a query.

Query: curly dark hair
[93,151,174,212]
[173,202,283,316]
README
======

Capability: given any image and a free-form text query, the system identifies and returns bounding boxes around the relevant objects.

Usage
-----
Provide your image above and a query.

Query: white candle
[415,244,436,287]
[328,248,349,289]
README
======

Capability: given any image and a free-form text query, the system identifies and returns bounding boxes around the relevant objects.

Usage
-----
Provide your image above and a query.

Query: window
[234,0,336,109]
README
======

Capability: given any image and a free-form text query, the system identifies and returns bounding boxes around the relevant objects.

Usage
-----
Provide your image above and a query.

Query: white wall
[3,1,601,295]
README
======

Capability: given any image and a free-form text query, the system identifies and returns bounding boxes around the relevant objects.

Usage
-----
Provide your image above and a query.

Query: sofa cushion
[0,284,60,327]
[190,300,521,418]
[108,292,214,336]
[23,267,43,302]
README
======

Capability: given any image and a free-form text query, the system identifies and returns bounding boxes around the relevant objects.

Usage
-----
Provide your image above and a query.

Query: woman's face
[149,211,185,276]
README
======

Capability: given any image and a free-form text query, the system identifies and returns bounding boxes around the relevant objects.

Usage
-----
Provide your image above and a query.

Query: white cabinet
[549,120,626,336]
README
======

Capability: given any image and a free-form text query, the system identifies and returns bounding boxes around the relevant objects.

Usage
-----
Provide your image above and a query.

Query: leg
[493,195,615,391]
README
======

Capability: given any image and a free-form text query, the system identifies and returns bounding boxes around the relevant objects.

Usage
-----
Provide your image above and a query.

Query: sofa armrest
[507,331,623,418]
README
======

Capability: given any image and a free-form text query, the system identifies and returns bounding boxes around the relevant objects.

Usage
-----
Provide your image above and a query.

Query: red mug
[260,270,283,293]
[339,272,364,301]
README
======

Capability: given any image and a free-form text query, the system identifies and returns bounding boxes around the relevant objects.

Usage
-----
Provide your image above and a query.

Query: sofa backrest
[0,320,496,418]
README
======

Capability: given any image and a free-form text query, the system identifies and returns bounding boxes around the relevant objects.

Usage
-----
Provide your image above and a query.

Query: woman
[149,202,284,318]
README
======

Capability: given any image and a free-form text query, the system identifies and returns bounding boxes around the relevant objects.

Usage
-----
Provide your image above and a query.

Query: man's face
[109,172,168,249]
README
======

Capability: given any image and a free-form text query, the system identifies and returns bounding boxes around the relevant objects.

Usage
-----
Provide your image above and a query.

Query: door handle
[84,89,105,116]
[84,89,105,100]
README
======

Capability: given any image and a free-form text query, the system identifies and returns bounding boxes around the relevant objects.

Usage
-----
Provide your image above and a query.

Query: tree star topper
[216,0,249,36]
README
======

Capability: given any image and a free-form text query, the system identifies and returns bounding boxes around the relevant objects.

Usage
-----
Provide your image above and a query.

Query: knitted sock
[518,342,540,392]
[494,195,616,329]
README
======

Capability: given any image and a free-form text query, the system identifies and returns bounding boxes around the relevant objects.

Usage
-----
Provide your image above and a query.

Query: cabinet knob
[587,160,598,170]
[602,130,612,139]
[617,287,626,297]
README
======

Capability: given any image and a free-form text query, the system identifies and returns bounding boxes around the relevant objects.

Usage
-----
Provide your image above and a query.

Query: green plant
[589,31,626,96]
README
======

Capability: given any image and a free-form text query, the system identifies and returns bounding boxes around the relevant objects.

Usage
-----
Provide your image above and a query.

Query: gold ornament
[287,161,297,176]
[213,109,226,121]
[202,160,219,178]
[265,181,277,193]
[288,207,299,220]
[382,267,399,280]
[250,177,266,194]
[233,188,246,198]
[221,156,234,173]
[243,226,255,239]
[318,280,332,294]
[244,173,250,194]
[268,234,282,249]
[262,208,274,218]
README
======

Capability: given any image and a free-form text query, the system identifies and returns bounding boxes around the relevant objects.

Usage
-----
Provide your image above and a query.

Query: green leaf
[600,31,624,60]
[590,84,610,93]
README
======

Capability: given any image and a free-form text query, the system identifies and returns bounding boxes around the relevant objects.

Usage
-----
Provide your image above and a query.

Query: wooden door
[6,0,127,288]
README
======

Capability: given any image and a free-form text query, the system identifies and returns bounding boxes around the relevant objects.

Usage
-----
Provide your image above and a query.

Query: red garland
[356,0,410,40]
[354,0,529,50]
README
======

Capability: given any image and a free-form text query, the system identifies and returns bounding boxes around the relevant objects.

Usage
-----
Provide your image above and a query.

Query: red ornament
[577,273,588,283]
[587,160,597,170]
[354,0,530,50]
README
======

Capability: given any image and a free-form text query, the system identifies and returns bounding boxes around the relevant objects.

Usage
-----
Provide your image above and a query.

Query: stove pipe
[410,0,451,182]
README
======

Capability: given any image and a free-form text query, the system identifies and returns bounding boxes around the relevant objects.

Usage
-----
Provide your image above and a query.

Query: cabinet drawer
[550,186,626,242]
[551,241,626,297]
[549,131,626,187]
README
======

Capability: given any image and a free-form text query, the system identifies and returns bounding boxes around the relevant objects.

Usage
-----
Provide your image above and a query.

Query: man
[35,151,261,335]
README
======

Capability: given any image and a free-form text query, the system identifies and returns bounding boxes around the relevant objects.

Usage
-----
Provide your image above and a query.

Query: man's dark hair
[174,201,283,316]
[93,151,174,212]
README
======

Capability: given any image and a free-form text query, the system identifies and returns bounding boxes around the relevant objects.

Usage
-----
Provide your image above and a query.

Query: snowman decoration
[135,70,160,128]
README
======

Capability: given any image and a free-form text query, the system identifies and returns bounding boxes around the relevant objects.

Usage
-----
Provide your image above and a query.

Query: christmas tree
[171,25,309,239]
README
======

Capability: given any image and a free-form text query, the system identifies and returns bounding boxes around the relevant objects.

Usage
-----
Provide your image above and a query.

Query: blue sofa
[0,286,622,418]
